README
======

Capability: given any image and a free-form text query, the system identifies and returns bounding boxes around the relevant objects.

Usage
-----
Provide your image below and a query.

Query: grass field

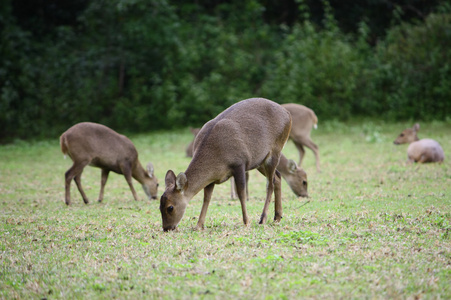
[1,120,450,299]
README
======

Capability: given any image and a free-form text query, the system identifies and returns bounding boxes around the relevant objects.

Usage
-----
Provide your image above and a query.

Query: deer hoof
[274,214,283,222]
[193,225,204,231]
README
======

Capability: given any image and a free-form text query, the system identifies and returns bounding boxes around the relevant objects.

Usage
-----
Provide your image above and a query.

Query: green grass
[1,120,450,299]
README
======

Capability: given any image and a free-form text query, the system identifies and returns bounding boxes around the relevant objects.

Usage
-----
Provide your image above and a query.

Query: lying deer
[231,153,308,199]
[282,103,320,172]
[160,98,292,231]
[60,122,159,205]
[394,123,444,163]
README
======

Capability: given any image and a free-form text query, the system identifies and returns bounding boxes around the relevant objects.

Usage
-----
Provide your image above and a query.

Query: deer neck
[276,154,289,176]
[131,161,146,184]
[183,156,227,200]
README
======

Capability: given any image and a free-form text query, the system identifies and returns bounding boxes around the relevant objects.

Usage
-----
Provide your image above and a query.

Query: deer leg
[121,164,139,201]
[230,178,238,199]
[65,162,89,205]
[257,155,279,224]
[417,155,429,163]
[98,169,110,202]
[302,138,320,172]
[245,171,249,200]
[73,170,89,205]
[233,166,250,226]
[294,142,306,167]
[196,183,215,230]
[231,171,250,200]
[273,170,283,222]
[65,167,76,206]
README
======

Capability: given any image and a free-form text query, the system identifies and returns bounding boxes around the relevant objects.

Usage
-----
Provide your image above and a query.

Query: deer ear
[147,162,154,178]
[288,159,297,174]
[176,172,187,191]
[165,170,176,187]
[413,123,420,132]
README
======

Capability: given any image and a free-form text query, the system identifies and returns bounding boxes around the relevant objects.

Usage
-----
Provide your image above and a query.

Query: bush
[261,8,369,120]
[1,0,450,142]
[369,12,451,120]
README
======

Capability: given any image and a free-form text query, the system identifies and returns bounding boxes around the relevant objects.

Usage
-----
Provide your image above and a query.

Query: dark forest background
[1,0,450,142]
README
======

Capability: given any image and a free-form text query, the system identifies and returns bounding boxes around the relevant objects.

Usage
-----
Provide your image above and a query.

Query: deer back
[407,139,445,163]
[61,122,138,172]
[282,103,317,139]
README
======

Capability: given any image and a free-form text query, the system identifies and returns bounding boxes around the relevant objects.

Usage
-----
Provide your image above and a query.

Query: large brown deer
[394,123,444,163]
[60,122,159,205]
[231,153,308,199]
[187,128,308,198]
[282,103,320,172]
[160,98,292,231]
[187,104,320,170]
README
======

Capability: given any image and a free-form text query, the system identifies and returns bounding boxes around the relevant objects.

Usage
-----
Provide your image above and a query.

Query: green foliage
[157,0,276,127]
[0,2,42,140]
[261,16,368,120]
[369,12,451,120]
[1,0,451,142]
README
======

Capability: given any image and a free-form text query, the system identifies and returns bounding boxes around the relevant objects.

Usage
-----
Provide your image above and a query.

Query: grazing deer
[60,122,159,205]
[231,153,308,199]
[281,103,320,172]
[394,123,444,163]
[185,128,201,157]
[160,98,292,231]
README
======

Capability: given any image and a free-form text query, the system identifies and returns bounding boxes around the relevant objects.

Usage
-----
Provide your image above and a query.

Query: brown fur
[276,154,308,197]
[189,130,308,198]
[282,103,320,172]
[394,123,445,163]
[230,153,308,199]
[160,98,292,231]
[60,122,158,205]
[185,128,201,157]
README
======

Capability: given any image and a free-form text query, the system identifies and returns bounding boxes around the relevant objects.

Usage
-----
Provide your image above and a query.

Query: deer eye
[167,206,174,214]
[400,133,404,137]
[303,180,307,186]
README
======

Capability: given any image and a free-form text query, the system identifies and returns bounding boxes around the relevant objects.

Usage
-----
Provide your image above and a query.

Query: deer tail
[311,110,318,129]
[60,134,68,159]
